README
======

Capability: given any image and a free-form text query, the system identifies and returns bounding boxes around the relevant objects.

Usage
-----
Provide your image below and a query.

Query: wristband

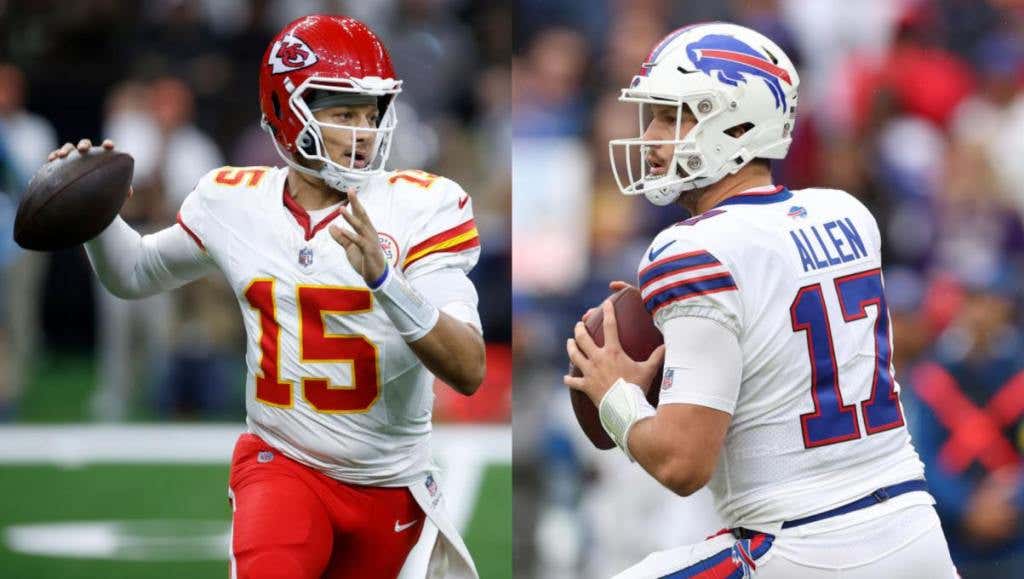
[599,378,657,462]
[368,264,390,290]
[370,265,440,342]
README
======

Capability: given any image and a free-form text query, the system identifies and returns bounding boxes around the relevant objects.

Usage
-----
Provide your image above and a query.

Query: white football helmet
[609,22,800,205]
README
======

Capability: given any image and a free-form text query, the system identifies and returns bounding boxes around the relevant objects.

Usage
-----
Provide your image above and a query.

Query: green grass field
[1,353,511,578]
[0,462,511,579]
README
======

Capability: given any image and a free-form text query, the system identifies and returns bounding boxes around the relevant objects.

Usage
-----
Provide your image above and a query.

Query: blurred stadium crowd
[0,0,510,424]
[512,0,1024,577]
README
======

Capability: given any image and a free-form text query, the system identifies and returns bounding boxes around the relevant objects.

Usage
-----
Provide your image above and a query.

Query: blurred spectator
[0,62,57,418]
[513,27,588,138]
[148,76,224,207]
[906,269,1024,578]
[951,34,1024,215]
[387,0,476,122]
[92,75,225,421]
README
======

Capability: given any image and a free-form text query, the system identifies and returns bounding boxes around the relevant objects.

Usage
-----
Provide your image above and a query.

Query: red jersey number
[244,280,380,413]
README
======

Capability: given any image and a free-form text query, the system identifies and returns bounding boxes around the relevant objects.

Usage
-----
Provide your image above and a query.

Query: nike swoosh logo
[648,240,676,261]
[458,195,470,209]
[394,519,419,532]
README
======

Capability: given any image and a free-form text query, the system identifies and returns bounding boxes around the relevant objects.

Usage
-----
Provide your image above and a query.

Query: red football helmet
[259,14,402,192]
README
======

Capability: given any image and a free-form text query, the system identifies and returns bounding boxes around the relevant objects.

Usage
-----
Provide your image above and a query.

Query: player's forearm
[627,412,716,496]
[622,316,737,495]
[84,217,211,299]
[369,264,485,394]
[408,313,486,395]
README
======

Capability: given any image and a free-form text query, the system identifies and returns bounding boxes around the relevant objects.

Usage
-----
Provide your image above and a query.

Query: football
[14,147,134,251]
[569,286,664,449]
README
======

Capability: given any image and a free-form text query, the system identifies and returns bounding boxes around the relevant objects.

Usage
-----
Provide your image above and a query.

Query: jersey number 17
[790,268,904,448]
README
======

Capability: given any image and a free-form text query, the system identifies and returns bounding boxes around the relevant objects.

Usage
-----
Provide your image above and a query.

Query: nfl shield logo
[662,368,675,390]
[298,246,314,267]
[425,474,438,497]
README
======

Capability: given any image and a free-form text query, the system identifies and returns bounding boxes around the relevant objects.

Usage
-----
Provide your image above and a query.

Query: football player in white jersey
[49,15,484,579]
[565,22,958,578]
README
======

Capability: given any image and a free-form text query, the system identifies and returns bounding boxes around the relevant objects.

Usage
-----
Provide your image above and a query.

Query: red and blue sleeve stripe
[643,273,738,314]
[661,533,773,578]
[638,250,721,288]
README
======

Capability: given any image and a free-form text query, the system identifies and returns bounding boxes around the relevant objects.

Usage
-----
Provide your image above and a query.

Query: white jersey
[637,186,926,528]
[178,166,480,486]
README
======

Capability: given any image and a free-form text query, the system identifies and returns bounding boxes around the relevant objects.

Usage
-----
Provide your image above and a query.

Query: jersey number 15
[245,280,380,414]
[790,268,904,448]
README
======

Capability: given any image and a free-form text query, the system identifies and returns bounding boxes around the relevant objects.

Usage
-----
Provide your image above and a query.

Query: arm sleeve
[408,267,483,334]
[402,179,481,279]
[657,315,743,414]
[84,216,216,299]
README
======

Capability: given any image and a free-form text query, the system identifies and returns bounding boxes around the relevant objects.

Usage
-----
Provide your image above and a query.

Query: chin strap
[599,378,657,462]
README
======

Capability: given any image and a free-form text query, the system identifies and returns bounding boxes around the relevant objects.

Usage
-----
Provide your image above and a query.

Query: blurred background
[512,0,1024,577]
[0,1,511,578]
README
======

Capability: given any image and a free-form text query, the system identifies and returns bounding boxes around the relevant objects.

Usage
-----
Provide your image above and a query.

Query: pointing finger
[339,207,370,239]
[329,225,355,249]
[347,187,371,221]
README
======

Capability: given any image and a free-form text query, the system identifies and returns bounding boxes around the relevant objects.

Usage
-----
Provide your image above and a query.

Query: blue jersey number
[790,268,904,448]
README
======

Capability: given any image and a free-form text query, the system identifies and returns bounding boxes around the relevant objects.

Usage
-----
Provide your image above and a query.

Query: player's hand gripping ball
[15,139,133,251]
[568,286,665,449]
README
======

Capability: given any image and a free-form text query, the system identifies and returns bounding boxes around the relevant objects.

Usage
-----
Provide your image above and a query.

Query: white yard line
[0,423,510,531]
[0,423,510,464]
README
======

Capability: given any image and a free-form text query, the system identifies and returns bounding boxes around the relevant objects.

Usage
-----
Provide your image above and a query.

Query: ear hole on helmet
[724,122,755,138]
[298,128,317,156]
[271,91,282,119]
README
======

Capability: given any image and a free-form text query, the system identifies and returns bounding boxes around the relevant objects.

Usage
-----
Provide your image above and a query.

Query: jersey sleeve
[175,170,217,253]
[638,230,743,336]
[401,177,481,279]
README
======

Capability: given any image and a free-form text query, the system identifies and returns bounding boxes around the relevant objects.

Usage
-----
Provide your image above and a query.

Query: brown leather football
[14,147,133,251]
[569,286,664,449]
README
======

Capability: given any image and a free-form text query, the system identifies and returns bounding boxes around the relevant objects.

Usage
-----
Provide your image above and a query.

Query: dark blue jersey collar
[714,185,792,208]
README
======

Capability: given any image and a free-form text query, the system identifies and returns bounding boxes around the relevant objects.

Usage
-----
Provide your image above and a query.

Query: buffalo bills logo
[268,34,318,74]
[686,34,792,112]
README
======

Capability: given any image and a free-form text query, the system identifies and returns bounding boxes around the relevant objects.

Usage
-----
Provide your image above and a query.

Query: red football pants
[228,434,425,579]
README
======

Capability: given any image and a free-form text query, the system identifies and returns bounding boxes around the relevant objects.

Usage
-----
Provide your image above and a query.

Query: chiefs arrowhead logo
[268,34,318,74]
